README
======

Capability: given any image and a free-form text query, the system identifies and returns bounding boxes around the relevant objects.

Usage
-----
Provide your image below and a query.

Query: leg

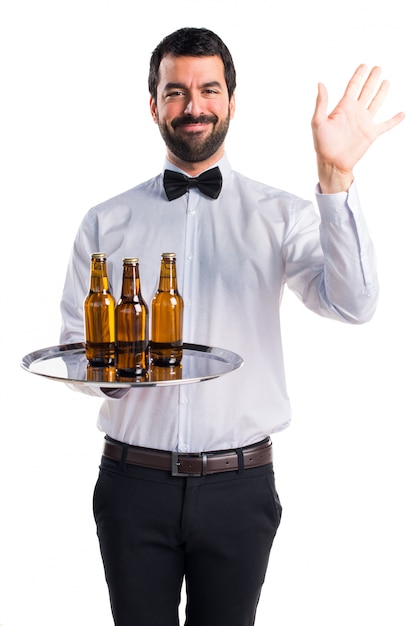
[183,466,282,626]
[93,457,185,626]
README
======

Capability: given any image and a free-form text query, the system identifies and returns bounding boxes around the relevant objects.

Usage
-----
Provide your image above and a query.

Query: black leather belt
[103,437,273,476]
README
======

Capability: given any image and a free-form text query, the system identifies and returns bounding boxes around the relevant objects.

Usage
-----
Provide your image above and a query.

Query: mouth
[172,115,218,132]
[178,123,208,134]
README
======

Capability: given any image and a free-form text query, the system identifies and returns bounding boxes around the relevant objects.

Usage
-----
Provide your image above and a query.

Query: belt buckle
[171,451,207,477]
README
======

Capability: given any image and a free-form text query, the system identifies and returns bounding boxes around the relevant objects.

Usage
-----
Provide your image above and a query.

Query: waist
[103,436,273,477]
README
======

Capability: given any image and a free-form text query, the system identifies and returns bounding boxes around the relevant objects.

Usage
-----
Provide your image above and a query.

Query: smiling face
[150,54,236,174]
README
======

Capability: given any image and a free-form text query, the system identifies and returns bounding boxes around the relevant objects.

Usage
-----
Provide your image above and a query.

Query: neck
[166,147,224,176]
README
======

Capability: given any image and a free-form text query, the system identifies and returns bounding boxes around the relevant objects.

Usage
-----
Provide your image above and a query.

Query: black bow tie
[163,167,222,201]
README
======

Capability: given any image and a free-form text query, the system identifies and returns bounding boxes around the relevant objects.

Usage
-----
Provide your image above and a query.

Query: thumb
[312,82,328,125]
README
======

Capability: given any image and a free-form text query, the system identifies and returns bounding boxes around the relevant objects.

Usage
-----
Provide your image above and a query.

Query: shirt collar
[163,154,232,181]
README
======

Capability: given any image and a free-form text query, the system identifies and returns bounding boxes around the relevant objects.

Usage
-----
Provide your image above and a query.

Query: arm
[284,186,378,325]
[289,65,404,323]
[311,65,405,194]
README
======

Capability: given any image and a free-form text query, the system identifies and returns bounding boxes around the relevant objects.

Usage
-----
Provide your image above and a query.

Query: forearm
[316,182,378,323]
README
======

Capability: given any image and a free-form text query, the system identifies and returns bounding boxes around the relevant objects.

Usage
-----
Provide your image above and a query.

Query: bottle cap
[162,252,176,259]
[123,257,139,264]
[91,252,106,259]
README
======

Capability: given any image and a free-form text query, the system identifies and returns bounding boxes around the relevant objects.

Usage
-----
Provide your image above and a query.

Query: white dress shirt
[60,155,378,452]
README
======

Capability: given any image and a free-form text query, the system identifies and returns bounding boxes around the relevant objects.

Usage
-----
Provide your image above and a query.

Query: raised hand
[311,64,405,193]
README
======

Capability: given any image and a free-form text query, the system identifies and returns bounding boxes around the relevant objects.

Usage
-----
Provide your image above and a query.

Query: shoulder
[78,175,164,233]
[227,168,312,212]
[89,174,163,215]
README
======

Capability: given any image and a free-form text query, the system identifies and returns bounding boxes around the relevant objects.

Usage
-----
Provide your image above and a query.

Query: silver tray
[21,342,243,387]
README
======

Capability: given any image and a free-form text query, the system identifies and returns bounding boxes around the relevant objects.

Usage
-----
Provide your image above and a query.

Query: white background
[1,0,417,624]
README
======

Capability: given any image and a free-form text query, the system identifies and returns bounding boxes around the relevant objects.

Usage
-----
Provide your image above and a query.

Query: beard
[157,113,230,163]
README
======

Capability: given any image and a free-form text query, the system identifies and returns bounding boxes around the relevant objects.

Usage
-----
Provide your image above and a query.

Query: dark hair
[148,27,236,102]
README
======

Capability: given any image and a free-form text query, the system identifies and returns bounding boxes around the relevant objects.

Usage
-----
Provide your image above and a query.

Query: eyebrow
[163,81,223,92]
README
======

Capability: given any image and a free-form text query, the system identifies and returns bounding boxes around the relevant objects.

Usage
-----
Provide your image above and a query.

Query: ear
[150,96,158,124]
[229,92,236,120]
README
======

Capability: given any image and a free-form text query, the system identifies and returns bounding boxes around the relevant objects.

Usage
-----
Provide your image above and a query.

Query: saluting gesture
[312,64,405,193]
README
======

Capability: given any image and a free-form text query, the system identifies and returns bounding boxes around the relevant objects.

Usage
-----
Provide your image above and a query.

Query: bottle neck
[121,264,140,298]
[158,258,178,292]
[89,260,110,293]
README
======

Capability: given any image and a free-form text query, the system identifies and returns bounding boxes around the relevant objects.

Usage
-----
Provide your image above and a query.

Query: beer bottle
[150,252,184,366]
[84,252,116,365]
[115,257,149,377]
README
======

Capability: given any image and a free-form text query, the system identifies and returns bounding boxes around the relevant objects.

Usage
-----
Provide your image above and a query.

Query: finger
[343,64,368,99]
[358,66,382,105]
[367,78,389,116]
[376,111,406,135]
[312,82,328,124]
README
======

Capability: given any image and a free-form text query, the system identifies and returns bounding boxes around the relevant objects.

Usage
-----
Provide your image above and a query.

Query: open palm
[312,65,405,178]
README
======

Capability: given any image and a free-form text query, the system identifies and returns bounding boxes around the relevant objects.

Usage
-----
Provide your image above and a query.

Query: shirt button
[181,396,189,405]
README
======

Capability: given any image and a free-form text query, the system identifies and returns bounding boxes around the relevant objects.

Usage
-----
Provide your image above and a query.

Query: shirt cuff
[315,180,361,221]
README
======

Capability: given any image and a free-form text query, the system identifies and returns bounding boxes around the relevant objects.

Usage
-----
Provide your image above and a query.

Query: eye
[166,90,185,99]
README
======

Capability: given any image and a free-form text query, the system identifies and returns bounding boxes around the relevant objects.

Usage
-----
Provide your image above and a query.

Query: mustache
[172,114,218,129]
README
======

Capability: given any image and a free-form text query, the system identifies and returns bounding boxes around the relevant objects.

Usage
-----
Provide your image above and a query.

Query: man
[60,27,404,626]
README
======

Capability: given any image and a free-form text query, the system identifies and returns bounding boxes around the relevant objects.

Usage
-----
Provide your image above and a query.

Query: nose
[183,94,203,116]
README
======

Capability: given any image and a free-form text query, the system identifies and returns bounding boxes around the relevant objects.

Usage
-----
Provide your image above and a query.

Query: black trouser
[93,453,282,626]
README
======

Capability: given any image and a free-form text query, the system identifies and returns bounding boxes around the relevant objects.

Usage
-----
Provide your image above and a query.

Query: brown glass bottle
[84,252,116,365]
[115,257,149,377]
[150,253,184,366]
